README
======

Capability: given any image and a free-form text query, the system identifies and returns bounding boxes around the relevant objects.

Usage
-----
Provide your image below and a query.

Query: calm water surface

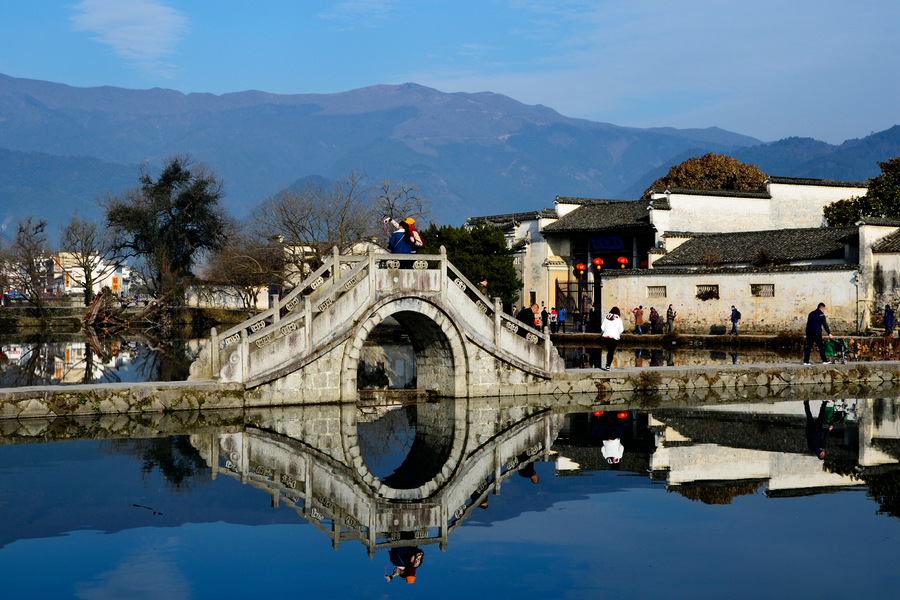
[1,396,899,599]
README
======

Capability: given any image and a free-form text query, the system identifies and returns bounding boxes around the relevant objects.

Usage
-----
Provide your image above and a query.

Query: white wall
[600,268,858,333]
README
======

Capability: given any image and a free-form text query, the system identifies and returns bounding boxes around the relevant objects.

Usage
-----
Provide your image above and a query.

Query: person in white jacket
[600,306,624,371]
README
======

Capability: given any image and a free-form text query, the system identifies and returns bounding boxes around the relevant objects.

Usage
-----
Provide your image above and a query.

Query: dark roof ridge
[768,176,867,188]
[602,264,859,276]
[856,217,900,227]
[661,225,857,239]
[648,186,771,199]
[555,196,643,206]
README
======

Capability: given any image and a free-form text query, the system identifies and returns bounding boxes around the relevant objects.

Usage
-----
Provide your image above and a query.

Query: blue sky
[0,0,897,144]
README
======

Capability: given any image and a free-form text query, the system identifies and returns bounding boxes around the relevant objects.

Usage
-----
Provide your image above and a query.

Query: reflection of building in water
[190,398,563,555]
[1,340,140,385]
[554,399,900,503]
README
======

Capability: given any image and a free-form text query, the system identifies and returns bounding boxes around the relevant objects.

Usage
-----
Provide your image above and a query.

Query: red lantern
[593,257,603,270]
[617,256,628,269]
[593,411,604,417]
[617,412,628,419]
[576,263,586,277]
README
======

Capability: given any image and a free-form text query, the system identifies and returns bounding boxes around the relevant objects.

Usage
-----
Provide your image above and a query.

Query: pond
[1,395,898,599]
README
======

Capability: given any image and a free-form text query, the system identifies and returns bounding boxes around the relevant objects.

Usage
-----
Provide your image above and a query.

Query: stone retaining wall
[2,362,899,420]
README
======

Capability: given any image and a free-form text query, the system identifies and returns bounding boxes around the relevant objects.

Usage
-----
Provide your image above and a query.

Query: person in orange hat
[385,546,424,583]
[403,217,423,248]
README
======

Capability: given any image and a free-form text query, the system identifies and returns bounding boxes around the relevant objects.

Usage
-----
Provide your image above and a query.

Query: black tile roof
[465,209,556,230]
[768,176,867,188]
[601,263,858,277]
[647,186,770,199]
[542,199,653,234]
[857,217,900,227]
[652,227,858,267]
[872,230,900,253]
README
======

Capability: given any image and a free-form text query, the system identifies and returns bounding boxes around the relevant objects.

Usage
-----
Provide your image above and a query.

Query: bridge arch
[340,294,470,400]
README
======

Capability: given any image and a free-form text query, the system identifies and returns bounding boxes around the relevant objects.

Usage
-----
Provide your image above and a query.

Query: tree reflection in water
[102,436,211,492]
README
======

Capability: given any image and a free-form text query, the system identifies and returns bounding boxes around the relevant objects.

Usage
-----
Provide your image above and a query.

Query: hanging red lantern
[617,257,628,269]
[617,412,629,419]
[576,263,586,277]
[593,257,603,270]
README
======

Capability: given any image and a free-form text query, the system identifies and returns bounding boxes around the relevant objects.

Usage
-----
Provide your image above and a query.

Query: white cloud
[71,0,188,74]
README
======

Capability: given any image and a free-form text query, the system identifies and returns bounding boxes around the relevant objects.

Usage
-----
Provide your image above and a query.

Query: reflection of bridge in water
[190,397,563,555]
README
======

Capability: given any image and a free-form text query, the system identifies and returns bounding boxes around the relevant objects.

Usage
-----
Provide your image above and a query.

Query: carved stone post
[493,297,501,346]
[240,328,249,383]
[544,325,551,372]
[210,327,219,377]
[440,245,448,304]
[272,294,280,323]
[304,296,312,352]
[332,246,340,288]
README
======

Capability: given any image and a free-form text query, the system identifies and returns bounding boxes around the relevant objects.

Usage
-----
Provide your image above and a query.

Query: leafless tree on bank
[59,211,127,306]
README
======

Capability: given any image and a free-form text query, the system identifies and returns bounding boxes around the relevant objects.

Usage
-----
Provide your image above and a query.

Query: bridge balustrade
[189,246,560,392]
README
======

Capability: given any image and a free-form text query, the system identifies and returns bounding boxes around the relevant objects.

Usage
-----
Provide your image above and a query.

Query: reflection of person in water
[517,461,540,484]
[385,546,424,584]
[804,400,832,459]
[591,412,626,465]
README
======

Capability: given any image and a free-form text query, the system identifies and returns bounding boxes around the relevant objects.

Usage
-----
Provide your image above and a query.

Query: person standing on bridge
[387,219,414,254]
[600,306,624,371]
[803,302,833,365]
[517,303,540,328]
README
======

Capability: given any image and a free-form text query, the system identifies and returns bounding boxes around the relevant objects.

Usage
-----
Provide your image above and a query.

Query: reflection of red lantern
[593,257,603,270]
[593,411,604,417]
[576,263,586,277]
[617,412,628,419]
[617,256,629,269]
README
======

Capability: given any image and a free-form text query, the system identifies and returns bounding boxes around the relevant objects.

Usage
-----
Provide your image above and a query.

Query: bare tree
[59,212,127,306]
[203,226,284,310]
[8,217,52,321]
[251,171,379,280]
[376,179,432,224]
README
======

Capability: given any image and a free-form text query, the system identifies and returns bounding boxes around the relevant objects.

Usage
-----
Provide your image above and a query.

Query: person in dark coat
[884,305,895,337]
[387,221,414,254]
[517,304,539,328]
[385,546,424,583]
[803,302,833,364]
[804,400,831,459]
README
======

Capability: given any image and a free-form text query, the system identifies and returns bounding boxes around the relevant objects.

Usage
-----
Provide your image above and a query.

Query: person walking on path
[550,307,558,333]
[803,302,833,364]
[885,305,895,337]
[558,306,567,333]
[600,307,625,371]
[666,304,676,332]
[730,305,741,335]
[632,306,644,335]
[648,307,660,334]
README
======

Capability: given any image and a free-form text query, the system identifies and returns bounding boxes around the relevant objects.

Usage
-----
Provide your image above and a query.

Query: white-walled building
[465,176,885,332]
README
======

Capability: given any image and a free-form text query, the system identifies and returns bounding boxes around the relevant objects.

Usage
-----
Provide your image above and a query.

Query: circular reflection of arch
[340,295,469,500]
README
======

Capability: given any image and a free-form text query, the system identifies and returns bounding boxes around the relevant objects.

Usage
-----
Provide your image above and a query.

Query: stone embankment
[1,361,899,420]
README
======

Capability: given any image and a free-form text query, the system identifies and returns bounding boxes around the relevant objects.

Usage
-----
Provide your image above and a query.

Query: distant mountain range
[0,72,897,235]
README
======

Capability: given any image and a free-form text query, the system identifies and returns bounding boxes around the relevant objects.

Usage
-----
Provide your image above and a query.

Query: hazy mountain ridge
[0,73,895,231]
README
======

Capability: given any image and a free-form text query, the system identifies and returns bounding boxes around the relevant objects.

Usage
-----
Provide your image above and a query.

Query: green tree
[104,156,228,302]
[824,156,900,226]
[420,223,521,304]
[643,153,767,198]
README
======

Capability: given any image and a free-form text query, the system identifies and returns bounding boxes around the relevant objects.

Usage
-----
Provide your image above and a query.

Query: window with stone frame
[750,283,775,297]
[647,285,667,298]
[695,284,719,301]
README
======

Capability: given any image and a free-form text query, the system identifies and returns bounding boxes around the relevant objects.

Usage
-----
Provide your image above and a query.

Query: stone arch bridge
[189,249,564,402]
